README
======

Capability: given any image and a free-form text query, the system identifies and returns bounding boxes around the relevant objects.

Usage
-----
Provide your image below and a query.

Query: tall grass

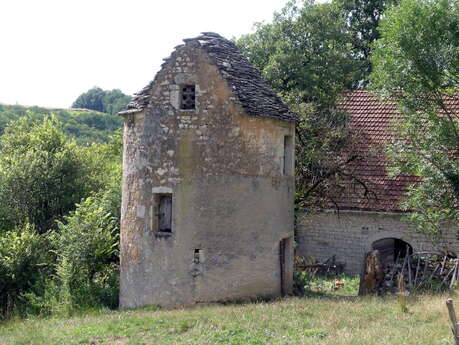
[0,292,454,345]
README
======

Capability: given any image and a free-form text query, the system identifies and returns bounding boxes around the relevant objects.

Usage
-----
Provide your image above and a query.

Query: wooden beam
[446,299,459,345]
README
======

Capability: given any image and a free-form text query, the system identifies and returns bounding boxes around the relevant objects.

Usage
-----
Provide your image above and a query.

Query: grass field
[0,277,456,345]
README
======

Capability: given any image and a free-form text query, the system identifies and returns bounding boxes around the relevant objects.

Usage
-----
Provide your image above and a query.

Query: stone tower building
[119,32,296,309]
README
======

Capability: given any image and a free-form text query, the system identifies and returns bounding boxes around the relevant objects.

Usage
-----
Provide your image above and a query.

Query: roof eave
[118,108,144,116]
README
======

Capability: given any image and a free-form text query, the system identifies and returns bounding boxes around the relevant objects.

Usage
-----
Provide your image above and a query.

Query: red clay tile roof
[332,90,421,212]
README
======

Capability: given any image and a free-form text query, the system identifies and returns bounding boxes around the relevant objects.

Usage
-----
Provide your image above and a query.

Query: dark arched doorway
[372,238,413,267]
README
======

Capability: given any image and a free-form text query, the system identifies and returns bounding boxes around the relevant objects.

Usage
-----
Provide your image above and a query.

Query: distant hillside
[0,104,122,144]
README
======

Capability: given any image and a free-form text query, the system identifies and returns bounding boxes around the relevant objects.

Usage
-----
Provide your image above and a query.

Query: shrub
[51,195,119,314]
[0,116,95,232]
[0,223,52,318]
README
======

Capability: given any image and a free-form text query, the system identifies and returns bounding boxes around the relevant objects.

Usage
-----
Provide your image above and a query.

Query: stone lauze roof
[334,90,459,212]
[120,33,296,121]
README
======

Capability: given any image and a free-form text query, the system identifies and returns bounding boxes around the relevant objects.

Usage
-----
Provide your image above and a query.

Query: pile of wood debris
[295,255,345,277]
[360,249,459,295]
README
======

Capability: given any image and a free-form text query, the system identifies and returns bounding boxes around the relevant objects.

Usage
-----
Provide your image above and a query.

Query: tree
[72,87,105,112]
[237,0,364,208]
[337,0,400,84]
[0,223,51,317]
[101,89,132,116]
[52,195,119,313]
[238,0,359,104]
[71,87,131,115]
[82,130,123,222]
[0,118,123,317]
[0,116,96,232]
[370,0,459,237]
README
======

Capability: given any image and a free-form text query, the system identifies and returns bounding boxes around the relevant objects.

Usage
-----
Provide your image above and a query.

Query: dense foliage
[370,0,459,237]
[0,117,98,232]
[0,223,52,317]
[237,0,365,208]
[51,195,119,314]
[237,1,359,103]
[0,117,122,318]
[337,0,400,83]
[71,87,132,115]
[0,104,122,144]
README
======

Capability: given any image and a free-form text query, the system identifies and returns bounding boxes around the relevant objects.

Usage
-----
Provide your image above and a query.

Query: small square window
[180,85,195,110]
[194,249,204,264]
[194,249,201,264]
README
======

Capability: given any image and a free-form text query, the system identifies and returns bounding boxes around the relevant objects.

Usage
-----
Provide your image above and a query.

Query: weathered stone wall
[297,210,459,275]
[120,40,295,308]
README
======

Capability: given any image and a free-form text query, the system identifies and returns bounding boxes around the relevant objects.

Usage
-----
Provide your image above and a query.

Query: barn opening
[371,238,413,267]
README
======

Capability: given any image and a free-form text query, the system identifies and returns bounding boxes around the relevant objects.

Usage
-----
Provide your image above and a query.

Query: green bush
[51,195,119,315]
[0,117,122,318]
[0,223,52,318]
[0,116,96,232]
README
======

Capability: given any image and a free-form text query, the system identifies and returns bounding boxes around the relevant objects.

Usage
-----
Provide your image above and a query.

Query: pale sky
[0,0,317,108]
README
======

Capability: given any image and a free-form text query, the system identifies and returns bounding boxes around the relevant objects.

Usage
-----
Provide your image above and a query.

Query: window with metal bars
[180,85,196,110]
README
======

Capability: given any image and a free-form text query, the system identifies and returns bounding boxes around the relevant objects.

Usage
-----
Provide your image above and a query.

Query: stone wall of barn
[296,210,459,275]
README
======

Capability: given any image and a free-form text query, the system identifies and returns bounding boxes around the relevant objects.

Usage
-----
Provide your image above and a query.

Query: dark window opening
[181,85,196,110]
[372,238,413,267]
[158,194,172,232]
[194,249,202,264]
[283,135,293,176]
